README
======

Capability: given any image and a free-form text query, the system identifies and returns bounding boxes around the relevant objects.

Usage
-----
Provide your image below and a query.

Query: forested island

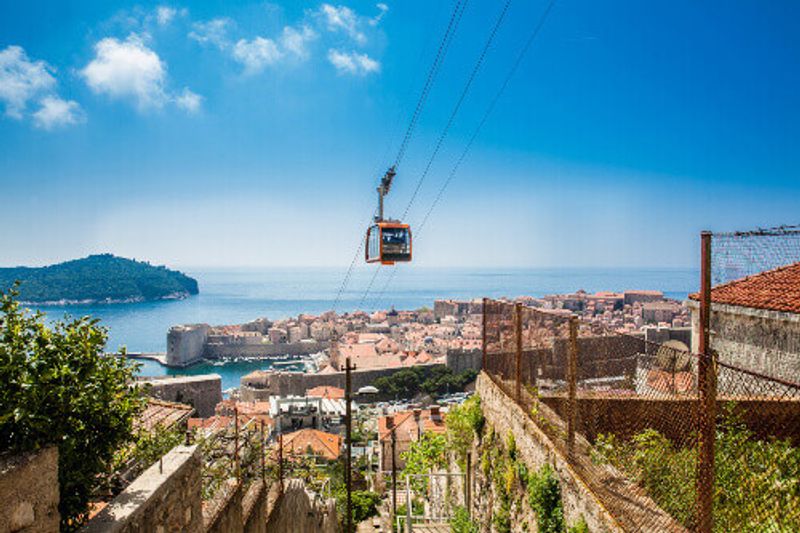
[0,254,199,305]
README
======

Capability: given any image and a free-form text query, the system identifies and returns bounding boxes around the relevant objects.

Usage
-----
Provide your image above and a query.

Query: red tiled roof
[281,429,341,460]
[135,399,194,431]
[690,262,800,314]
[306,386,345,400]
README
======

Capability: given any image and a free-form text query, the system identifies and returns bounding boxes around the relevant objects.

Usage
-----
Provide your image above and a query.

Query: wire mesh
[710,225,800,287]
[483,291,800,532]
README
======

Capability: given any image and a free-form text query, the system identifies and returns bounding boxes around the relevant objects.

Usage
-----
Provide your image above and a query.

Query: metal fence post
[697,231,716,533]
[260,419,265,483]
[567,315,578,458]
[234,406,241,481]
[515,303,523,402]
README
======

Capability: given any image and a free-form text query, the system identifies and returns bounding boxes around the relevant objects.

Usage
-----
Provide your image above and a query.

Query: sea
[30,267,698,392]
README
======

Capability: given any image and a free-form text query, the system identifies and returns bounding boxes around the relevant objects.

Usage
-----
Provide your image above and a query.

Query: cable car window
[382,227,408,245]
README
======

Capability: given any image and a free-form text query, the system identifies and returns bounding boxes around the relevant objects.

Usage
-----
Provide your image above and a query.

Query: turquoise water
[31,266,698,386]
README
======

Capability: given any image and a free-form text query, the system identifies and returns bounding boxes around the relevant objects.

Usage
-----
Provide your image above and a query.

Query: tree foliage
[401,432,447,493]
[0,253,198,303]
[527,464,565,533]
[0,287,145,530]
[373,366,477,400]
[446,395,484,465]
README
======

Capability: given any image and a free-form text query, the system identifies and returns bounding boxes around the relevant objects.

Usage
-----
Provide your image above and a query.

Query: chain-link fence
[483,227,800,532]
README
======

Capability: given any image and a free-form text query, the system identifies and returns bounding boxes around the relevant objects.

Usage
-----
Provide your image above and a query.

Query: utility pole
[278,433,284,495]
[345,356,354,533]
[389,417,398,521]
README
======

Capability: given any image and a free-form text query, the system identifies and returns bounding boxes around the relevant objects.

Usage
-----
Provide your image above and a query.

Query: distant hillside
[0,254,199,305]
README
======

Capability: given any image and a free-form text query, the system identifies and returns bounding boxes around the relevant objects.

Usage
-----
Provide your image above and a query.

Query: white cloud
[320,4,366,44]
[81,34,167,110]
[0,45,56,118]
[233,37,282,74]
[327,49,379,75]
[369,3,389,26]
[175,87,202,113]
[280,25,317,60]
[189,18,232,49]
[32,96,84,130]
[156,6,177,26]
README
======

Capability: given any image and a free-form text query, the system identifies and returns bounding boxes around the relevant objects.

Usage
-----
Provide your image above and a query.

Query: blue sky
[1,0,799,268]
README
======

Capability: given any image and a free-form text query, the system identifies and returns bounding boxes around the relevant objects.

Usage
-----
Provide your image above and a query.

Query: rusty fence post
[234,406,241,482]
[260,420,265,483]
[696,231,716,533]
[515,303,523,402]
[567,316,578,458]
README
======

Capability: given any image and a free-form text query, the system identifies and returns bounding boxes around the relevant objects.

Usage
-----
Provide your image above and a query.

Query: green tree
[0,287,145,530]
[446,395,484,465]
[401,432,447,493]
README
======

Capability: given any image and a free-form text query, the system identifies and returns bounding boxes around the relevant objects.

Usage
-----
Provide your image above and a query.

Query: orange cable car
[366,221,412,265]
[365,166,413,265]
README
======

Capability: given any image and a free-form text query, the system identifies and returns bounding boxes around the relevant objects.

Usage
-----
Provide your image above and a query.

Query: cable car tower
[366,166,412,265]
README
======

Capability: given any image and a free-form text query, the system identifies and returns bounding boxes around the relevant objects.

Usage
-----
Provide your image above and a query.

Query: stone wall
[0,447,59,533]
[140,374,222,417]
[446,348,482,374]
[167,324,210,367]
[204,480,243,533]
[240,363,444,401]
[264,479,338,533]
[204,341,328,359]
[476,374,621,532]
[475,372,686,533]
[689,300,800,385]
[83,445,203,533]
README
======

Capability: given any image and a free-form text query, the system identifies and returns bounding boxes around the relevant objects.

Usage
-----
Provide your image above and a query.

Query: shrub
[0,287,145,530]
[592,405,800,531]
[449,505,479,533]
[446,395,484,464]
[528,464,565,533]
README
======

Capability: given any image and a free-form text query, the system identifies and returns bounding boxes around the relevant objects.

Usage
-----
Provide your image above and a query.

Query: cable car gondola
[365,167,413,265]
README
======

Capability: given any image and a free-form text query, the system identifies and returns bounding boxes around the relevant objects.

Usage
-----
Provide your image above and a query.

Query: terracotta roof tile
[281,429,341,460]
[689,262,800,314]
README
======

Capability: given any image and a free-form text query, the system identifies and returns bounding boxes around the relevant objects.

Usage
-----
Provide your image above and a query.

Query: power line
[332,0,468,313]
[358,265,382,309]
[393,0,470,171]
[365,0,513,309]
[401,0,513,220]
[416,0,558,236]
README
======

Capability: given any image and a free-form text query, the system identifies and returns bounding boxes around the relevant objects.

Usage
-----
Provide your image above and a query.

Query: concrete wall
[0,447,59,533]
[240,364,444,401]
[83,445,203,533]
[264,479,338,533]
[141,374,222,417]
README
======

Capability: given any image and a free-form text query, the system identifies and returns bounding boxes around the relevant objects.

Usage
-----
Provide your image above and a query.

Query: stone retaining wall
[0,446,59,533]
[83,445,203,533]
[140,374,222,417]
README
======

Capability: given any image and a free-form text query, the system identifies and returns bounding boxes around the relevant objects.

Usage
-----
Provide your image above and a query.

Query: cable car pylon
[366,166,412,265]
